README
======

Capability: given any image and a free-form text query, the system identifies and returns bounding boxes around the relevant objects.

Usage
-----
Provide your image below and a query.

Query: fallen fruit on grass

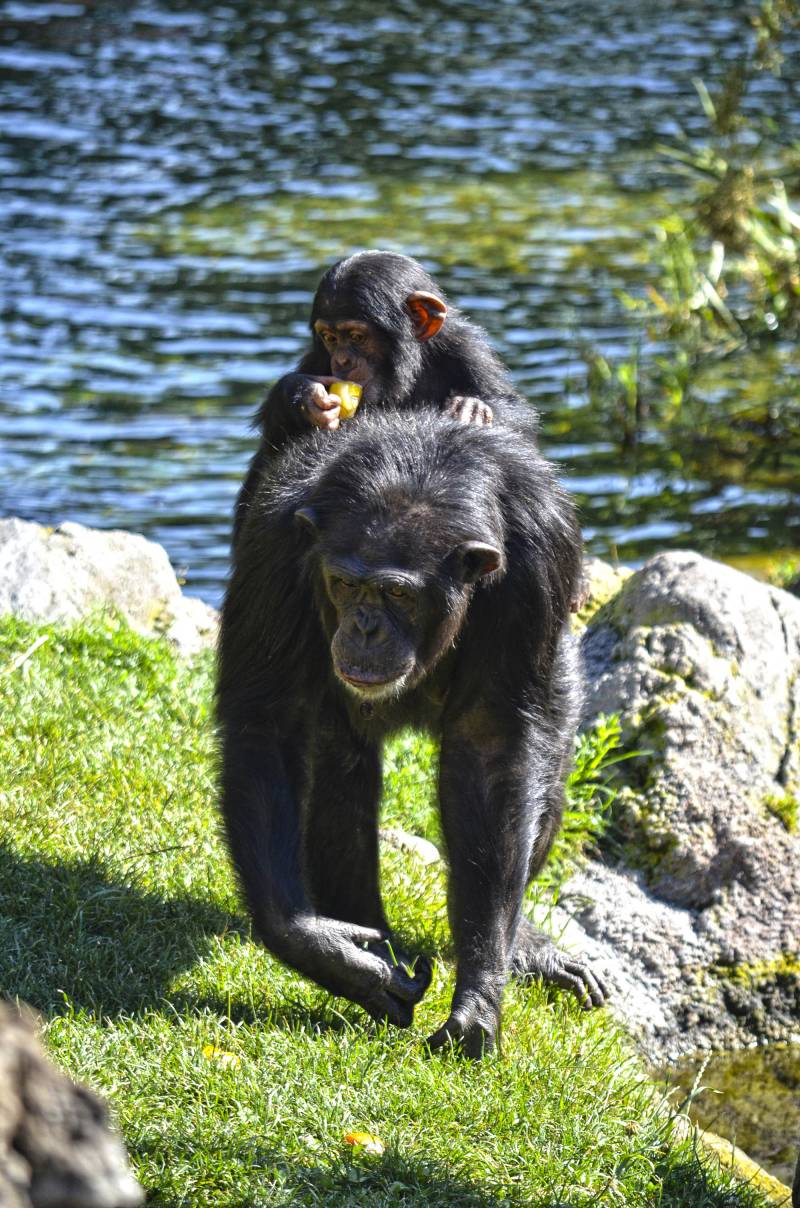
[202,1044,241,1069]
[343,1131,384,1155]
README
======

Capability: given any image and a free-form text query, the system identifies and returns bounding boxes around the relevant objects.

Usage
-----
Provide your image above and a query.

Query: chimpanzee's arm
[255,373,320,450]
[235,352,341,543]
[432,329,539,436]
[219,719,430,1022]
[232,376,311,545]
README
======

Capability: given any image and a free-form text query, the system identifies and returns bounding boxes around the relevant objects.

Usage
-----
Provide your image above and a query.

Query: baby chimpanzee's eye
[386,584,409,600]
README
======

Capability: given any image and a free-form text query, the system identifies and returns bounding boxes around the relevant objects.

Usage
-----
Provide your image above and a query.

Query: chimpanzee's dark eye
[330,575,355,597]
[386,584,409,600]
[351,331,365,347]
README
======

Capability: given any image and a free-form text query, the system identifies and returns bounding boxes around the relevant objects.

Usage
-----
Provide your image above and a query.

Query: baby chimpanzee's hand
[445,395,494,426]
[289,375,343,431]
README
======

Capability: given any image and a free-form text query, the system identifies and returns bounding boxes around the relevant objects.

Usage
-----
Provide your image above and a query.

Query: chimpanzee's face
[313,319,390,395]
[295,487,503,703]
[315,530,502,701]
[322,556,445,701]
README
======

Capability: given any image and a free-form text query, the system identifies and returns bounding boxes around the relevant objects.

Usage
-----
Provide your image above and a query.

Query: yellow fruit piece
[202,1043,241,1069]
[343,1130,384,1155]
[329,380,362,420]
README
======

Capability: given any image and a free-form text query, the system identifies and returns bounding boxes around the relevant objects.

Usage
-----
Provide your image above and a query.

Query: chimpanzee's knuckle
[428,1008,496,1058]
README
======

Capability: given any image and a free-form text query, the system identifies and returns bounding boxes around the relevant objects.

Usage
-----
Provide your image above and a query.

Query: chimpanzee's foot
[511,918,607,1008]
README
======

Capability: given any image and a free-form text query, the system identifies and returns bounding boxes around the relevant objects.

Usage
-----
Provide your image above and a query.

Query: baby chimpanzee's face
[313,319,389,391]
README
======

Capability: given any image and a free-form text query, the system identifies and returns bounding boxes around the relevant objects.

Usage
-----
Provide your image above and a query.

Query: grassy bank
[0,614,773,1206]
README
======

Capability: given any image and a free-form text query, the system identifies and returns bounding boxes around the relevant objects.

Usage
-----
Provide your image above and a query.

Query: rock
[0,1002,143,1207]
[575,556,633,625]
[668,1114,793,1205]
[567,551,800,1057]
[0,518,218,654]
[379,827,441,866]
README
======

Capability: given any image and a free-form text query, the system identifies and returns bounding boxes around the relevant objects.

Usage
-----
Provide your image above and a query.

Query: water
[665,1047,800,1187]
[1,1,799,608]
[3,0,800,1178]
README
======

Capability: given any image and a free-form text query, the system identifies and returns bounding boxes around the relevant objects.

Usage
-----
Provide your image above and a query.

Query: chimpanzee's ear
[294,505,320,537]
[451,541,504,584]
[406,291,447,342]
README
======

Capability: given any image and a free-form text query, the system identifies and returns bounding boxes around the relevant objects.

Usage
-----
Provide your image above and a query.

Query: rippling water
[1,0,799,604]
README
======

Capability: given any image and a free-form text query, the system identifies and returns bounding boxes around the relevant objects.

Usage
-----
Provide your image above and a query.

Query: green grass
[0,614,774,1206]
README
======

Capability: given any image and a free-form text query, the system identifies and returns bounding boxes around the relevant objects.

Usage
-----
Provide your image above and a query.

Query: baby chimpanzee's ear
[405,292,447,342]
[294,506,320,537]
[450,541,504,584]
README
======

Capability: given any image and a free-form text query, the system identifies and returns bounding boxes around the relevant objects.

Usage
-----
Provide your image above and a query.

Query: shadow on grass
[171,990,354,1034]
[138,1140,767,1208]
[0,845,430,1041]
[0,844,235,1017]
[138,1143,518,1207]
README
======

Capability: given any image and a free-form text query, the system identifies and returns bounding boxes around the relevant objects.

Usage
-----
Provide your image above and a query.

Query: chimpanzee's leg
[430,709,604,1058]
[511,679,608,1007]
[510,778,607,1007]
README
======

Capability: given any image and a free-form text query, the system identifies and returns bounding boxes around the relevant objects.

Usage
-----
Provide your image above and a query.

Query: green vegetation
[145,170,659,279]
[0,613,776,1205]
[586,0,800,448]
[765,791,799,832]
[713,955,800,989]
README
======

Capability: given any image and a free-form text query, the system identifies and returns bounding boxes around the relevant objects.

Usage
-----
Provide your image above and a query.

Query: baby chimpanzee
[236,251,539,539]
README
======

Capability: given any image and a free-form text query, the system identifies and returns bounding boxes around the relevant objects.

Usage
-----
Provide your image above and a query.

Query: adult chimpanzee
[235,251,537,540]
[218,407,606,1057]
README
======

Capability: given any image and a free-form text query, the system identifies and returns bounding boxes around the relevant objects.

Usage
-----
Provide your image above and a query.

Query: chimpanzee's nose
[354,606,379,636]
[333,351,353,375]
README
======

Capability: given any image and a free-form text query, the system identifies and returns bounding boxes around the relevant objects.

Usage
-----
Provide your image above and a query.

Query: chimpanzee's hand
[426,986,501,1059]
[445,395,494,426]
[288,375,343,431]
[284,917,432,1027]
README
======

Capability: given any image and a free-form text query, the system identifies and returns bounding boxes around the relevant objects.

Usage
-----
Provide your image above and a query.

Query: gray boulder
[0,1003,142,1207]
[0,518,218,655]
[563,551,800,1057]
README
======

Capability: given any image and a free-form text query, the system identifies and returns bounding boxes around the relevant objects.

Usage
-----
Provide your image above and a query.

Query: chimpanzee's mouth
[336,666,410,699]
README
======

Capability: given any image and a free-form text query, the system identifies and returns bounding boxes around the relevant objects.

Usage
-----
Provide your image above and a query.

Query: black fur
[218,408,606,1057]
